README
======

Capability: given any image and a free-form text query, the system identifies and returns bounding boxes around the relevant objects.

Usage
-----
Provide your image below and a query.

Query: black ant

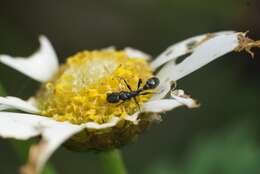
[106,77,160,110]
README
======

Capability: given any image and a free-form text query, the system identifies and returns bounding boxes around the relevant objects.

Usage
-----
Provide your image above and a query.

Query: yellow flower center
[36,50,153,124]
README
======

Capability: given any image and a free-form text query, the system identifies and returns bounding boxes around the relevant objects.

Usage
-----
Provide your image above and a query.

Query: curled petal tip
[234,32,260,58]
[171,89,200,108]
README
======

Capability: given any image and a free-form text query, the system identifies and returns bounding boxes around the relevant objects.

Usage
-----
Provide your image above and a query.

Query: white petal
[124,91,198,122]
[154,32,241,99]
[23,116,123,173]
[83,116,120,129]
[124,47,151,60]
[151,31,235,70]
[0,36,59,82]
[0,112,82,173]
[27,97,38,106]
[0,90,195,174]
[0,114,80,174]
[0,105,10,110]
[0,112,57,140]
[0,96,39,113]
[170,89,199,108]
[142,90,198,113]
[157,32,239,81]
[124,113,139,124]
[0,111,123,173]
[142,99,183,113]
[26,122,83,173]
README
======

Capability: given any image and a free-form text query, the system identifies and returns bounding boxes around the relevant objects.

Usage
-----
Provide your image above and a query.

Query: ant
[106,77,160,110]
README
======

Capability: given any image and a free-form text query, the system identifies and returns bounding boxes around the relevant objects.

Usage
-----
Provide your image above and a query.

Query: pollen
[36,50,153,124]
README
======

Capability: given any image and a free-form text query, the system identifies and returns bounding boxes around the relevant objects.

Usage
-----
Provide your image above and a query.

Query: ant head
[144,77,160,90]
[107,93,120,103]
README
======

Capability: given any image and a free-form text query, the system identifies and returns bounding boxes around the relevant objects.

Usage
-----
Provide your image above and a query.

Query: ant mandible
[106,77,160,109]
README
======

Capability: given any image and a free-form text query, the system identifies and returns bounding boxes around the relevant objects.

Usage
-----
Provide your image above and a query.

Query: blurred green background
[0,0,260,174]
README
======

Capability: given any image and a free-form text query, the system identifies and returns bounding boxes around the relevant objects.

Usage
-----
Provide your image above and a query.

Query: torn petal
[234,33,260,58]
[151,34,206,70]
[155,32,241,99]
[0,96,39,113]
[0,112,83,174]
[171,89,199,108]
[21,122,83,174]
[143,89,198,113]
[21,116,121,174]
[151,31,235,70]
[0,36,59,82]
[157,32,240,82]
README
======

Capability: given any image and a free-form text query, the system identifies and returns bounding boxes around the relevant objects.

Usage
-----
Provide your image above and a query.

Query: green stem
[0,83,5,95]
[99,149,128,174]
[0,83,56,174]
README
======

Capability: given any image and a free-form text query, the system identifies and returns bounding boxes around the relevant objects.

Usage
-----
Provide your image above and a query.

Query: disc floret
[36,50,153,124]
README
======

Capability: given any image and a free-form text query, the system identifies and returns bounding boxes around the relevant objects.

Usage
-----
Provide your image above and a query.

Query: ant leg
[137,79,142,90]
[120,78,141,111]
[116,99,140,112]
[139,91,157,95]
[116,101,125,107]
[133,97,141,111]
[121,78,133,91]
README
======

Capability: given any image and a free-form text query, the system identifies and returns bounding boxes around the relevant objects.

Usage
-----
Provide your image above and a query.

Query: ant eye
[144,77,160,89]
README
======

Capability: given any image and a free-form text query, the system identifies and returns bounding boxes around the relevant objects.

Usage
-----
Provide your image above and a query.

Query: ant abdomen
[107,93,120,103]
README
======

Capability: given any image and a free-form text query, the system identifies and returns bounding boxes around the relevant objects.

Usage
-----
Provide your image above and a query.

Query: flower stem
[99,149,128,174]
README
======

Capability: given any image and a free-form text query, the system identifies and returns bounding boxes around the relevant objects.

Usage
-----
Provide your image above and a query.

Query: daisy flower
[0,31,259,174]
